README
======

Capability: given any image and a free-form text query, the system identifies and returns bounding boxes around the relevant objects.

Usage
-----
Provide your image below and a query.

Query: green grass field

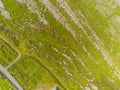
[0,38,17,67]
[0,77,13,90]
[0,0,120,90]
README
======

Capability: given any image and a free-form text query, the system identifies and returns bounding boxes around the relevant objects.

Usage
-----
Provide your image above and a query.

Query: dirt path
[0,35,21,69]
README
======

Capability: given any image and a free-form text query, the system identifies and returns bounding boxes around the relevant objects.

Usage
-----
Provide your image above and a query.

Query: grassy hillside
[0,0,120,90]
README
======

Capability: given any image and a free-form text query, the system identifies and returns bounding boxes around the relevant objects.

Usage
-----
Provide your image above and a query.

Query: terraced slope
[0,0,120,90]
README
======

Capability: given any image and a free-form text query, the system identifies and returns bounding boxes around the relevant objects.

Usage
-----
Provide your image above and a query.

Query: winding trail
[0,65,23,90]
[0,35,21,69]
